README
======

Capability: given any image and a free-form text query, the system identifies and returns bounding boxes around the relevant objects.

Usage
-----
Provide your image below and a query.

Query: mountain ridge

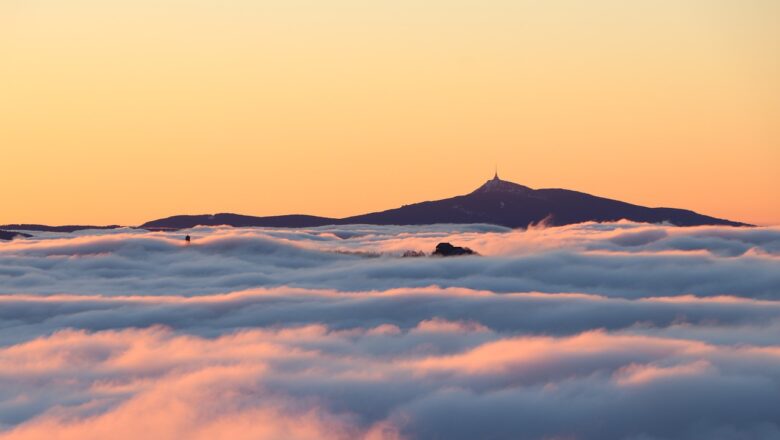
[140,175,749,230]
[0,224,121,233]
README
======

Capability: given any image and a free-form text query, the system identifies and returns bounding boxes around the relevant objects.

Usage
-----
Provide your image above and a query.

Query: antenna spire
[494,164,499,180]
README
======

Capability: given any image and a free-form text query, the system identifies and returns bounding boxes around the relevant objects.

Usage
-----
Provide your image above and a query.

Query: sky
[1,0,778,226]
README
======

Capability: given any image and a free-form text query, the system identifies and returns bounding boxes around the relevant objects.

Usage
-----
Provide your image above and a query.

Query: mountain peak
[139,174,748,230]
[471,174,532,195]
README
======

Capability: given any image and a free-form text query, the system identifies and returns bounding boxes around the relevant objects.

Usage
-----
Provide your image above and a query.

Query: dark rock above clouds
[141,175,749,230]
[432,242,477,257]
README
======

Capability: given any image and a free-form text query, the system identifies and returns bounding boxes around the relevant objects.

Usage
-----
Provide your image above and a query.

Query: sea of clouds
[1,222,780,439]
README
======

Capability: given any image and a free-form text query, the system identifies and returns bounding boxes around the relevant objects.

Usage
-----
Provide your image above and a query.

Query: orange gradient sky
[1,0,778,226]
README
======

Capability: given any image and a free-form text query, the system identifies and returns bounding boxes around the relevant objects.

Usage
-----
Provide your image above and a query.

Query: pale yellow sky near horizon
[1,0,778,226]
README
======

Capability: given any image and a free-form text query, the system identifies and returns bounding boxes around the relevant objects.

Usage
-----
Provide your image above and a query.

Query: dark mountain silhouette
[142,214,335,231]
[0,230,32,241]
[0,224,121,233]
[141,174,748,230]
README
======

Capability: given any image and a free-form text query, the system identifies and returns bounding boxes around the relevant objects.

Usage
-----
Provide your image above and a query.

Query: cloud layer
[2,223,779,298]
[1,222,779,439]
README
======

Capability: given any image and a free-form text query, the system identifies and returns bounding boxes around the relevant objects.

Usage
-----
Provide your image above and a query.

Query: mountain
[0,230,32,241]
[142,214,334,230]
[0,224,121,233]
[141,175,748,230]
